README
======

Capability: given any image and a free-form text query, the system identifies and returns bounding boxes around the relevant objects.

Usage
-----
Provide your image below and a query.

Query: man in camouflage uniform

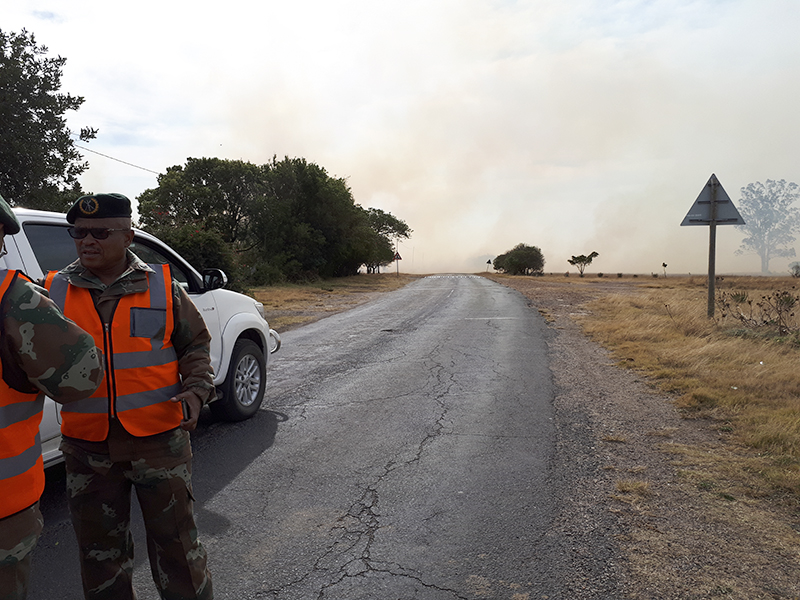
[45,194,215,600]
[0,194,104,600]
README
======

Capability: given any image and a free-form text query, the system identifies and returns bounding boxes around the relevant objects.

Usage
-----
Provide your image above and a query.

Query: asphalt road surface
[28,275,620,599]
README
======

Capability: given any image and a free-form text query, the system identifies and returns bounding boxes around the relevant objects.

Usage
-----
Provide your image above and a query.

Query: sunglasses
[67,227,131,240]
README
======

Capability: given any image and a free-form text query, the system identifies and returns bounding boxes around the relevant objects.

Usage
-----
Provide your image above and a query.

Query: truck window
[23,224,78,273]
[129,240,193,291]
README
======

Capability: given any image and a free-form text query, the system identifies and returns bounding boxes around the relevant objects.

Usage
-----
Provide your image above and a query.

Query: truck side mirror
[202,268,228,291]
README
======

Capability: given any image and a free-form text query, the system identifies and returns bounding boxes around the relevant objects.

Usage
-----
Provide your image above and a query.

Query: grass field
[495,273,800,503]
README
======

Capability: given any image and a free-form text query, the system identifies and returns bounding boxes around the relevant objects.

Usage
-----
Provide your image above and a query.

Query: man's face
[72,217,134,273]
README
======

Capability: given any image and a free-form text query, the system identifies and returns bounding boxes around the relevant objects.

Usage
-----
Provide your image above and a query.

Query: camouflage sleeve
[2,276,104,403]
[170,281,215,404]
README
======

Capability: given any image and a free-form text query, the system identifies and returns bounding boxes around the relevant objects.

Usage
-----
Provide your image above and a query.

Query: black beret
[67,193,132,224]
[0,193,21,235]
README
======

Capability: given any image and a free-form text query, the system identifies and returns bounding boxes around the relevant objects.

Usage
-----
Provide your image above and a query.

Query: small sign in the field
[681,174,745,226]
[394,252,402,260]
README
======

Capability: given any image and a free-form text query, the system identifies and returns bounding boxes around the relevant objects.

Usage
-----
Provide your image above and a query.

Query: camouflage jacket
[58,251,215,404]
[0,270,104,402]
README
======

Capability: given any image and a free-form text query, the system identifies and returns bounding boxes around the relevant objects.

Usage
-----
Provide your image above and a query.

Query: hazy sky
[6,0,800,274]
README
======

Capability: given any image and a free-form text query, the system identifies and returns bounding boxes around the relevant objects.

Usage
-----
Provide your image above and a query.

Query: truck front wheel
[211,339,266,421]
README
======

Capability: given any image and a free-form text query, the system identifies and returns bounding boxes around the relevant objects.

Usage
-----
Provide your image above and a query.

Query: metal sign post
[681,174,745,317]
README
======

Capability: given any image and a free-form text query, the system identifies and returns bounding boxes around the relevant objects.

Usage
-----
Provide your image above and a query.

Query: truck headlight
[254,301,266,321]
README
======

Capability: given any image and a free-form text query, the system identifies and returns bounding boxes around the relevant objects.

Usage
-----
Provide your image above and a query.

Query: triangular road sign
[681,173,745,226]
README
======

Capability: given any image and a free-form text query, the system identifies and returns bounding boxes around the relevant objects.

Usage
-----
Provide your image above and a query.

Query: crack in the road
[255,313,525,599]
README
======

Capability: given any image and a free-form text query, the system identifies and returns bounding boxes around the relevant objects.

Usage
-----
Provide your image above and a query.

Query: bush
[493,243,545,275]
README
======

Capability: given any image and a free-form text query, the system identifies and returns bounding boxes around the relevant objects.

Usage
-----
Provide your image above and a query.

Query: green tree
[138,156,413,285]
[142,222,240,289]
[493,243,545,275]
[363,208,412,273]
[138,157,262,244]
[735,179,800,274]
[0,28,96,208]
[568,251,599,277]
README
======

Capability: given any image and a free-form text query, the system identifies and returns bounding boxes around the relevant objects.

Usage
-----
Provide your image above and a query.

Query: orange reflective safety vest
[0,270,46,519]
[44,264,183,441]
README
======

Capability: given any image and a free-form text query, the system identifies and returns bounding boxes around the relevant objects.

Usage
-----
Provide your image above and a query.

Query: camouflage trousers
[0,503,43,600]
[63,451,213,600]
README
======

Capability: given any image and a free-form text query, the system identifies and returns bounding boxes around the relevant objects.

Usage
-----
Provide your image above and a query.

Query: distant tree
[735,180,800,273]
[493,243,545,275]
[363,208,412,274]
[790,262,800,278]
[0,28,96,208]
[568,251,599,277]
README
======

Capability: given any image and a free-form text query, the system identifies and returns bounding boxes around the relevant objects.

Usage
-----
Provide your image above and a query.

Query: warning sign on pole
[680,174,745,318]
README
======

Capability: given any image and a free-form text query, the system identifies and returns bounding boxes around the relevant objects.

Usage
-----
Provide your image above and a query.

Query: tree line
[137,156,411,287]
[1,28,410,288]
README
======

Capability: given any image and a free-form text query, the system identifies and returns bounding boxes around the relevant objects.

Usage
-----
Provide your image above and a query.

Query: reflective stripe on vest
[0,269,46,518]
[45,265,183,441]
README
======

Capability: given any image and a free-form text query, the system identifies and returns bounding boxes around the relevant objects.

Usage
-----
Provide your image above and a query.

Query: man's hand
[170,390,202,431]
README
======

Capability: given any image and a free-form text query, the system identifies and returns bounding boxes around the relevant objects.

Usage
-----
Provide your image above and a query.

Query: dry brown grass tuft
[615,479,653,498]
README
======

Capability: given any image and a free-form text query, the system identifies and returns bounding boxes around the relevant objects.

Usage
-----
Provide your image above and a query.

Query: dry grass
[490,273,800,500]
[616,479,653,497]
[251,273,421,332]
[580,276,800,492]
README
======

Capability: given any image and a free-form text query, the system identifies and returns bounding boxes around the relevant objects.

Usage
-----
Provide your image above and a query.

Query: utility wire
[74,142,161,175]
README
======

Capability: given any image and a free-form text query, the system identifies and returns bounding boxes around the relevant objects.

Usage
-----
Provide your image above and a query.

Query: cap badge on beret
[67,193,132,223]
[78,196,101,216]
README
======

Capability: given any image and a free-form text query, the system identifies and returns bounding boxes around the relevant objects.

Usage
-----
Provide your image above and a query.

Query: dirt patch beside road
[254,273,420,332]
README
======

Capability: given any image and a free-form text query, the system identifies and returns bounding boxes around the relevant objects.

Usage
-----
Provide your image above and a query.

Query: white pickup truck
[3,207,281,467]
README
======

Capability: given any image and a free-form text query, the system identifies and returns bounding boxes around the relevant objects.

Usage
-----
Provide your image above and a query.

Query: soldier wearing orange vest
[44,193,215,600]
[0,194,104,600]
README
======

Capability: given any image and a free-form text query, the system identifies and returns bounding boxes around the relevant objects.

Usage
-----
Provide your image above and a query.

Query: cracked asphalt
[29,275,623,599]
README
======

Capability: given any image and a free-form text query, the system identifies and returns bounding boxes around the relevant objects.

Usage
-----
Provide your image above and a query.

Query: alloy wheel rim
[234,355,261,406]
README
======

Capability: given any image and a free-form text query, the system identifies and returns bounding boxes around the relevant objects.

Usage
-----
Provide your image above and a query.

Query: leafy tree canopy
[138,156,412,286]
[363,208,412,273]
[493,243,545,275]
[735,179,800,274]
[0,28,96,209]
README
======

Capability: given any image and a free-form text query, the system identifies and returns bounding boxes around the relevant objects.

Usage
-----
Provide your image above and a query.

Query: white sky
[6,0,800,275]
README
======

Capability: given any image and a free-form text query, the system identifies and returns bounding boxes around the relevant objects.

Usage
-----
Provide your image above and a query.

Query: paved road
[28,275,619,599]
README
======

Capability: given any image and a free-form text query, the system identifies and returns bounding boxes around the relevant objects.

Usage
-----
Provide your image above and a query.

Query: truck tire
[211,339,266,421]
